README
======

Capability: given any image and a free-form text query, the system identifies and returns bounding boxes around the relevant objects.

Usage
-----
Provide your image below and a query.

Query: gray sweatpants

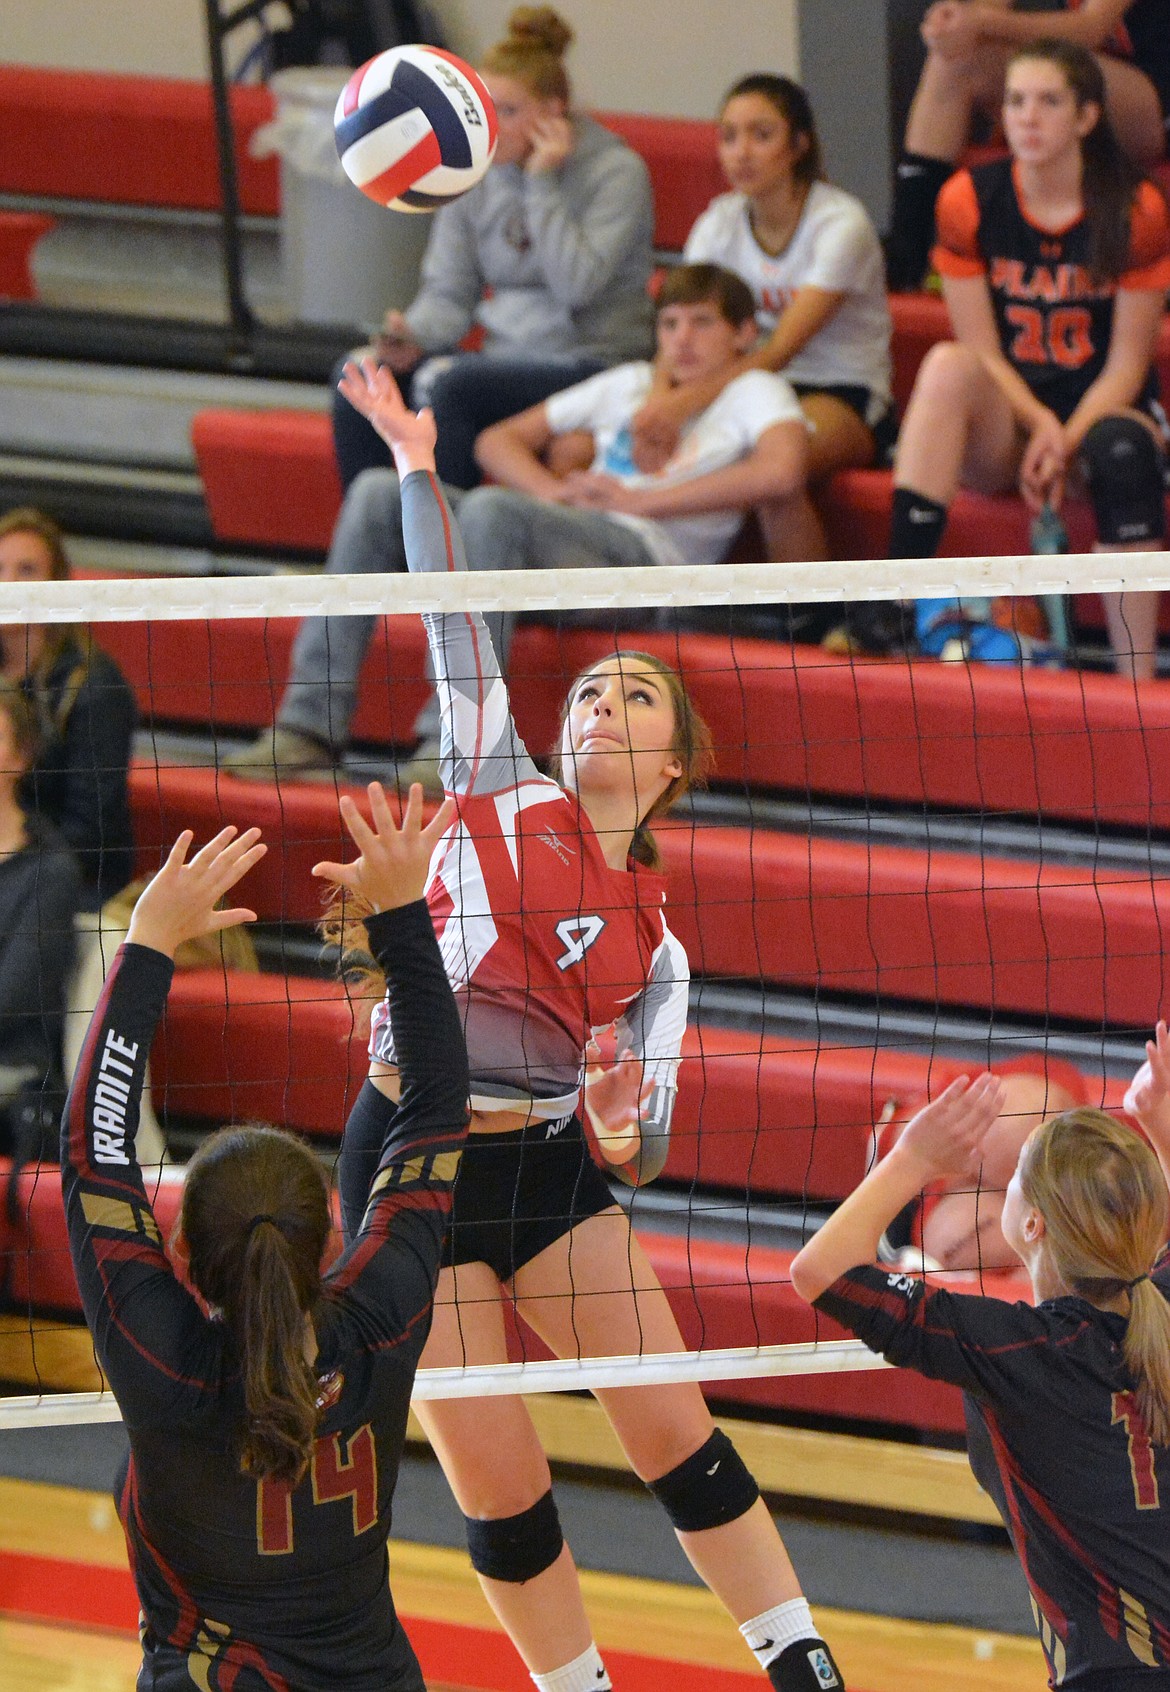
[277,473,657,750]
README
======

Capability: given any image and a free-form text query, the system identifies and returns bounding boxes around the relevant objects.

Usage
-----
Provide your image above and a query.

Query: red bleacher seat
[192,409,342,554]
[592,110,723,253]
[508,626,1170,833]
[99,618,1170,832]
[0,67,278,216]
[101,614,430,740]
[1,1156,1029,1434]
[128,762,1170,1026]
[660,819,1170,1028]
[0,209,54,300]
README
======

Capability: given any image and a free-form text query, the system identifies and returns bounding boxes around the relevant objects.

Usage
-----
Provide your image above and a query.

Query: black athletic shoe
[822,600,917,658]
[767,1637,845,1691]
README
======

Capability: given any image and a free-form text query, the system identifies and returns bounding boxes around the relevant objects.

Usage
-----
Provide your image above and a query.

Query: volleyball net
[1,546,1168,1431]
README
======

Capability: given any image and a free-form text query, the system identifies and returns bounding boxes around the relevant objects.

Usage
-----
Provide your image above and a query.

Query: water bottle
[1028,502,1070,663]
[1030,502,1069,555]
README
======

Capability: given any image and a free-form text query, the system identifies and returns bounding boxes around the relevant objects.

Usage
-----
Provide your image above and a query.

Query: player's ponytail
[181,1126,332,1484]
[1008,40,1141,283]
[1021,1108,1170,1446]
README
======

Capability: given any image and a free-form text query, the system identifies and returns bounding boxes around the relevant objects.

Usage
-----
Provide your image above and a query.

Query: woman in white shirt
[632,74,893,563]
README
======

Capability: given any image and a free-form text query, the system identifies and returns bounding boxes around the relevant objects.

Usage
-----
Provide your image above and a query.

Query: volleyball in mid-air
[334,45,498,212]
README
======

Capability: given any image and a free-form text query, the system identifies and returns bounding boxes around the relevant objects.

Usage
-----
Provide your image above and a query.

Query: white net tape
[0,1341,890,1430]
[0,549,1169,624]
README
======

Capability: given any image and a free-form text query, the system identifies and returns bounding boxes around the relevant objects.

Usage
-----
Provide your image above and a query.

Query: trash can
[251,66,431,329]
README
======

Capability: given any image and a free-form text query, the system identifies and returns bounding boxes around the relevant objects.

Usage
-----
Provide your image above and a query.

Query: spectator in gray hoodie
[332,6,655,491]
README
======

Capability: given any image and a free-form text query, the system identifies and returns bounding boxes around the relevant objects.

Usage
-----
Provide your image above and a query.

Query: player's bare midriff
[370,1061,539,1134]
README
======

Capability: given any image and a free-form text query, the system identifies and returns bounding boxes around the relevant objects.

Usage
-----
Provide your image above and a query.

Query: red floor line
[1,1549,823,1692]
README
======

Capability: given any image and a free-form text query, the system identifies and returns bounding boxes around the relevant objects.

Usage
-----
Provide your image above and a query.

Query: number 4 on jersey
[555,915,607,970]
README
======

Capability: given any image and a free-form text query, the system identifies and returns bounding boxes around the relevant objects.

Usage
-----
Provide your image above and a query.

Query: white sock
[739,1598,818,1670]
[530,1642,612,1692]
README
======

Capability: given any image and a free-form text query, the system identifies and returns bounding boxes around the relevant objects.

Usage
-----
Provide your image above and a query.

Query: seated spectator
[0,508,137,902]
[887,0,1170,292]
[0,679,81,1165]
[874,1062,1087,1272]
[225,264,809,786]
[332,5,655,494]
[630,74,892,565]
[840,41,1170,677]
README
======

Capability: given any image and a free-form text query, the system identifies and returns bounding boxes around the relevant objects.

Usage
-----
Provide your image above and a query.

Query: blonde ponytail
[1021,1109,1170,1446]
[1124,1275,1170,1448]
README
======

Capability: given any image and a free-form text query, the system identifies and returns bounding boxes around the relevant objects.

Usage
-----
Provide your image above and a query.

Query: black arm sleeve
[61,942,208,1413]
[325,899,469,1349]
[815,1263,1055,1401]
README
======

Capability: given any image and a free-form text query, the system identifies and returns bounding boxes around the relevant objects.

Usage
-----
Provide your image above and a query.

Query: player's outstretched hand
[896,1072,1005,1182]
[583,1030,652,1168]
[127,827,267,961]
[312,781,455,914]
[1124,1020,1170,1152]
[337,357,437,473]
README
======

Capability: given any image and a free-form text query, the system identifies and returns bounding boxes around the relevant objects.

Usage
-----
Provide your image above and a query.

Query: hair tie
[246,1213,278,1237]
[1126,1274,1150,1291]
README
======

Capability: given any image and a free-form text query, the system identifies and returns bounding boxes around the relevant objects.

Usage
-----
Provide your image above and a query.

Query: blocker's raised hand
[896,1072,1005,1183]
[312,781,455,913]
[127,827,267,960]
[1124,1020,1170,1153]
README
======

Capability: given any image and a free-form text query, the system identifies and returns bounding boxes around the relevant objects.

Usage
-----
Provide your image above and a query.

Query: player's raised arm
[790,1074,1005,1303]
[1123,1019,1170,1197]
[341,359,541,799]
[62,827,266,1395]
[313,785,469,1337]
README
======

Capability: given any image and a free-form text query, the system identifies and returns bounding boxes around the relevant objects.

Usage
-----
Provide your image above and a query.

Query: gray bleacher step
[0,301,358,383]
[68,534,317,579]
[0,192,285,326]
[688,790,1170,879]
[0,451,211,547]
[691,977,1145,1080]
[0,356,328,470]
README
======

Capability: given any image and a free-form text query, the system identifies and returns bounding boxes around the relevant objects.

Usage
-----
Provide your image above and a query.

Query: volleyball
[334,45,498,212]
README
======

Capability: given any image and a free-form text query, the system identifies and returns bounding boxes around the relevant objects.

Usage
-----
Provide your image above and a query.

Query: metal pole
[203,0,256,361]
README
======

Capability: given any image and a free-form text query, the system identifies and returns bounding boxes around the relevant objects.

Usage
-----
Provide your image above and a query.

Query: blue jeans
[330,351,606,490]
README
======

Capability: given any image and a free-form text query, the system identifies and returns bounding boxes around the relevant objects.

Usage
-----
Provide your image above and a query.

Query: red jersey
[370,472,689,1150]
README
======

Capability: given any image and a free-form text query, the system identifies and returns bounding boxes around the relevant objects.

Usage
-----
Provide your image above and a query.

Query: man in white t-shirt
[468,261,810,586]
[226,265,808,786]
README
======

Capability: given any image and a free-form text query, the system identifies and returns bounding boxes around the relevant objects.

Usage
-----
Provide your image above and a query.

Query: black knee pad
[1081,416,1166,546]
[463,1489,564,1583]
[647,1429,760,1533]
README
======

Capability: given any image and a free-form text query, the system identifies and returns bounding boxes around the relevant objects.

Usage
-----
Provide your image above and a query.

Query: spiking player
[793,1049,1170,1691]
[327,358,848,1692]
[63,790,466,1692]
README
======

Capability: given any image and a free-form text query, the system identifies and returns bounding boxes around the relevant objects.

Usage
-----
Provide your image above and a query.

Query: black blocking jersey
[62,902,468,1692]
[933,159,1170,423]
[817,1260,1170,1689]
